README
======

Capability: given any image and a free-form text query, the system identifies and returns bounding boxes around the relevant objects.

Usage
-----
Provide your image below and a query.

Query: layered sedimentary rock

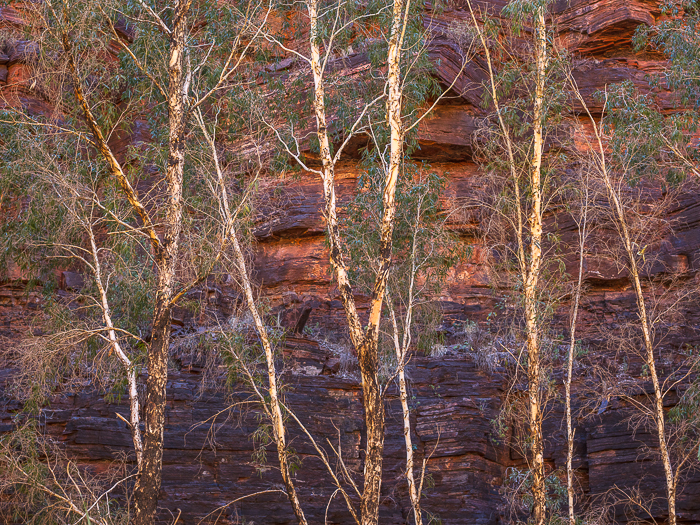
[2,332,700,524]
[2,0,700,523]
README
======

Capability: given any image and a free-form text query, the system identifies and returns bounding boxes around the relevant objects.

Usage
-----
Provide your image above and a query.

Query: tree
[192,108,308,524]
[567,72,700,525]
[563,165,591,525]
[345,163,465,525]
[257,0,464,522]
[466,1,567,522]
[0,0,274,522]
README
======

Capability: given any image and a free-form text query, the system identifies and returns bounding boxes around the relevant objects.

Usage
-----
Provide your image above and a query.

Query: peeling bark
[525,9,548,524]
[195,110,308,525]
[467,3,549,522]
[305,0,411,520]
[305,22,385,517]
[63,0,191,521]
[131,3,190,522]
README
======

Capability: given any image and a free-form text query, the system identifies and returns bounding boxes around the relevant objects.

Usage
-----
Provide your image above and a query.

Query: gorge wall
[2,0,700,523]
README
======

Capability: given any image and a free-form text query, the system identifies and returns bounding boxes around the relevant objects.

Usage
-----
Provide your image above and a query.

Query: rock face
[19,344,510,525]
[2,0,700,524]
[2,335,700,524]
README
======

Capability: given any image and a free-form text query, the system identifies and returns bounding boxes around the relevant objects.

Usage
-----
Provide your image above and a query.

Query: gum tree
[345,163,465,525]
[0,0,275,522]
[256,0,465,522]
[466,1,569,522]
[567,76,700,525]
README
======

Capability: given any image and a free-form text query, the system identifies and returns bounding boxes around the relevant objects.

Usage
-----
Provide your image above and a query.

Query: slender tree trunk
[132,3,189,522]
[195,112,308,525]
[133,293,171,524]
[355,337,384,525]
[230,233,308,525]
[306,4,381,519]
[525,8,548,525]
[387,189,425,525]
[569,77,677,525]
[62,24,175,522]
[305,0,410,520]
[565,265,582,525]
[467,3,549,521]
[61,16,180,523]
[88,226,144,467]
[609,192,676,525]
[635,264,676,525]
[355,1,410,520]
[570,82,678,525]
[397,366,422,525]
[388,294,422,525]
[565,184,588,525]
[306,0,363,347]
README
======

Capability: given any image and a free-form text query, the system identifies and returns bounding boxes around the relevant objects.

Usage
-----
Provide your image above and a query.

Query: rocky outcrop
[18,344,510,525]
[2,332,700,524]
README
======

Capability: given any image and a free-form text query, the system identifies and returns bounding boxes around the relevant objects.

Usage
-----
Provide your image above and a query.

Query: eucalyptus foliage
[256,0,442,168]
[618,2,700,452]
[0,1,275,519]
[345,160,464,360]
[473,0,570,329]
[0,0,269,406]
[623,0,700,184]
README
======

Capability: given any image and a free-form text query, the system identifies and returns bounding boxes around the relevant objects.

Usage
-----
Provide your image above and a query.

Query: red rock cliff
[1,1,700,524]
